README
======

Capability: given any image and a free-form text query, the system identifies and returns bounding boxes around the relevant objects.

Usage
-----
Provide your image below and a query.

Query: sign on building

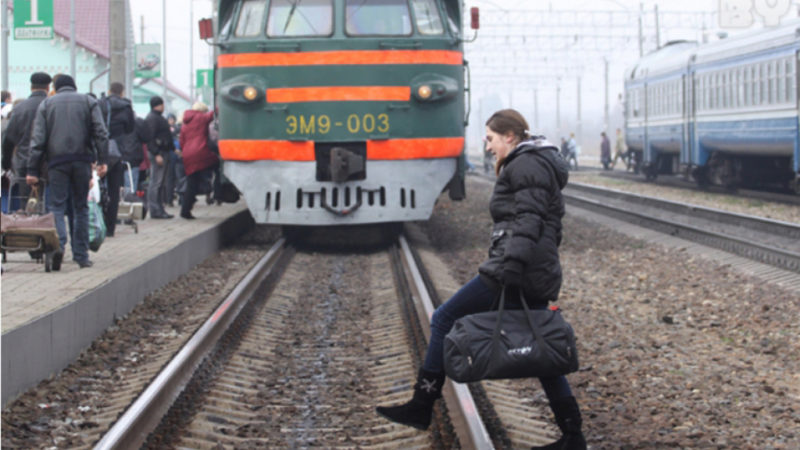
[13,0,54,40]
[196,69,213,88]
[135,44,161,78]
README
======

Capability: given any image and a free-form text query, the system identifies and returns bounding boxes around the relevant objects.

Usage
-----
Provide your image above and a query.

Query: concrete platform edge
[2,210,254,407]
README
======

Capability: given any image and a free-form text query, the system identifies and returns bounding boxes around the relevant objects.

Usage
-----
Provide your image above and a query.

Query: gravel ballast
[420,175,799,449]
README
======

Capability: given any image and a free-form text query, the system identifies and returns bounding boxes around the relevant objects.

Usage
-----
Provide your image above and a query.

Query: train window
[786,58,795,104]
[743,66,750,107]
[778,59,786,103]
[699,76,705,111]
[727,71,733,109]
[722,72,728,109]
[219,3,236,38]
[760,63,768,105]
[266,0,333,37]
[767,61,775,104]
[740,67,746,107]
[711,73,717,110]
[410,0,444,35]
[235,0,266,37]
[345,0,412,36]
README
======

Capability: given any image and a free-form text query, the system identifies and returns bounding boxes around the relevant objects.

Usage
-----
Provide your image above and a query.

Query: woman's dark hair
[486,109,530,174]
[485,109,530,142]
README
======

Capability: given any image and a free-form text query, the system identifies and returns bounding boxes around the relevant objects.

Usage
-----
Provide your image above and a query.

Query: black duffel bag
[444,288,579,383]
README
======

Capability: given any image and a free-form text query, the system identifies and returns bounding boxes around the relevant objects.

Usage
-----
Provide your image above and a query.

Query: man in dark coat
[99,82,135,236]
[600,131,611,170]
[118,116,152,193]
[1,72,51,207]
[27,75,108,269]
[144,96,174,219]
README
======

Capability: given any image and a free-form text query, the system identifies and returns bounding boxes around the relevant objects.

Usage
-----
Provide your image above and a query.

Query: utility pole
[556,82,561,133]
[576,75,582,144]
[124,0,132,98]
[2,0,9,92]
[70,0,76,78]
[654,4,660,49]
[638,3,644,57]
[604,58,609,131]
[161,0,167,109]
[140,15,144,44]
[110,0,126,89]
[189,0,194,102]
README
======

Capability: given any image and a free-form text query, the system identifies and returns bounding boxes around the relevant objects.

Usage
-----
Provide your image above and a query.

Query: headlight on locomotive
[417,85,432,100]
[411,74,458,102]
[221,75,265,105]
[243,86,259,101]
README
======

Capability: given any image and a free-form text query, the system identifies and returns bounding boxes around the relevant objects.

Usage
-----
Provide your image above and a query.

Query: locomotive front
[214,0,467,225]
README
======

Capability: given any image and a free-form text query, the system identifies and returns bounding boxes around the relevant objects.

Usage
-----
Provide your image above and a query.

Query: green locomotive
[210,0,473,225]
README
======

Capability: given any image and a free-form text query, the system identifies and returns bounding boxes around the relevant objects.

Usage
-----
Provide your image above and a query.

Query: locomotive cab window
[235,0,266,37]
[410,0,444,35]
[219,2,236,39]
[266,0,333,37]
[345,0,412,36]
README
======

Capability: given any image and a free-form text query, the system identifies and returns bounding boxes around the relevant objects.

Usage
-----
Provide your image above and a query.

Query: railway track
[594,169,800,207]
[563,182,800,276]
[93,232,560,449]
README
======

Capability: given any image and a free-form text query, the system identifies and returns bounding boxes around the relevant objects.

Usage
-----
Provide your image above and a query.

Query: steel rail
[568,181,800,239]
[397,235,495,450]
[564,192,800,273]
[94,238,287,450]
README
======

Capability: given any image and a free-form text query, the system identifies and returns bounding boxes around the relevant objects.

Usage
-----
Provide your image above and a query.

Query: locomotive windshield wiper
[283,0,300,33]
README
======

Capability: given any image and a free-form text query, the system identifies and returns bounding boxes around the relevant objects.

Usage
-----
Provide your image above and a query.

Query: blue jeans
[47,162,91,262]
[423,275,573,401]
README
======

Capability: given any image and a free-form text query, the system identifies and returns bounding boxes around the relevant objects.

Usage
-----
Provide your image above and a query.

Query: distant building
[5,0,190,117]
[133,78,192,118]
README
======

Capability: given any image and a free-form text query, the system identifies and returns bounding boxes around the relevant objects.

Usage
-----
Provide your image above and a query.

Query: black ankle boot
[532,396,586,450]
[376,369,445,430]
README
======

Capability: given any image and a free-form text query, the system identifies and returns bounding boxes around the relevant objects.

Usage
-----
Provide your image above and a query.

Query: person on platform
[375,109,586,449]
[27,75,108,269]
[2,72,51,210]
[144,96,174,219]
[99,82,135,236]
[178,102,217,219]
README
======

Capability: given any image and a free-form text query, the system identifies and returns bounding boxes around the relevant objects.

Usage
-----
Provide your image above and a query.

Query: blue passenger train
[624,20,800,192]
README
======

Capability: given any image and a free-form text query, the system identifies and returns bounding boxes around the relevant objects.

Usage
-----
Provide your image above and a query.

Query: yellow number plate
[285,113,390,136]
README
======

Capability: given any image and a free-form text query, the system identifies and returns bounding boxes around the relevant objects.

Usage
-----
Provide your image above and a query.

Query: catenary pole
[110,0,126,89]
[638,3,644,57]
[604,58,609,131]
[189,0,194,102]
[70,0,76,78]
[654,4,660,49]
[2,0,9,92]
[576,75,582,143]
[161,0,167,109]
[124,0,132,98]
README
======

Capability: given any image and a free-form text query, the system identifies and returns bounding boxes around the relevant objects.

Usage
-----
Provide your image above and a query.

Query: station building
[4,0,190,116]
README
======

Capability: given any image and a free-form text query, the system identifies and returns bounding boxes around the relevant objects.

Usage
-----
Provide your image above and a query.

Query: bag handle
[490,287,553,354]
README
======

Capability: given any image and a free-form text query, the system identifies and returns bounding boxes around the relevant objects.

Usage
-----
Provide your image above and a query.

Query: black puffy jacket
[478,137,569,304]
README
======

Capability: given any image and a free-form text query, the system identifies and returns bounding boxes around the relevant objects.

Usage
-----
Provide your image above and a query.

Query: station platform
[1,202,253,406]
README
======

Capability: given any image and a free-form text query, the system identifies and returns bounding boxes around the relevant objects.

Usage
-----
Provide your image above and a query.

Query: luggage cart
[116,162,143,233]
[0,181,61,272]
